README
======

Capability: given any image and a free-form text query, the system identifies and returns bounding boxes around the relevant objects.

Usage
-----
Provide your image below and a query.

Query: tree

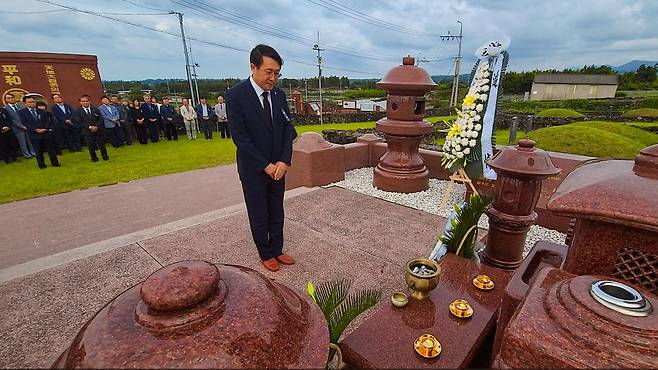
[636,64,657,83]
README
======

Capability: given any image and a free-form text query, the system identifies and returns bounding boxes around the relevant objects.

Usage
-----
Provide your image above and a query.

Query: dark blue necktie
[262,91,272,130]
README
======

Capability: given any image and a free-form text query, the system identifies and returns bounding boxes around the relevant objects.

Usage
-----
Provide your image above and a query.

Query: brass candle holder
[449,299,473,318]
[473,274,495,290]
[413,334,441,358]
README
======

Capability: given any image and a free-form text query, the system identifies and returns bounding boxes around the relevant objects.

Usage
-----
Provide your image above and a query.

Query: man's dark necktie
[261,91,272,130]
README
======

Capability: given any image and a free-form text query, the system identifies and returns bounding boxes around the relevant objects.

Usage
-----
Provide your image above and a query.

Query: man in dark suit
[74,95,108,162]
[196,96,214,140]
[0,107,19,163]
[18,96,60,169]
[142,94,160,143]
[160,97,178,141]
[51,93,81,152]
[226,44,296,272]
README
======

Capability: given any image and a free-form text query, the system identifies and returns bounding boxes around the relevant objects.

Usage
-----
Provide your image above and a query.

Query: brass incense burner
[405,258,441,300]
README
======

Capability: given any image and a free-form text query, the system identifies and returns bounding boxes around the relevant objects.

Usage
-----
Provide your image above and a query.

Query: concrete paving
[0,164,245,269]
[0,186,447,368]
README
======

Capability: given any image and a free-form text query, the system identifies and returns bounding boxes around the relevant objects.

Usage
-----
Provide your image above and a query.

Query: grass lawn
[622,108,658,118]
[0,138,238,204]
[0,116,454,203]
[537,108,584,118]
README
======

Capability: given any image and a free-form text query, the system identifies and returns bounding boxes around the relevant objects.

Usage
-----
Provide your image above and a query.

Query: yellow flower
[448,123,462,138]
[463,95,475,106]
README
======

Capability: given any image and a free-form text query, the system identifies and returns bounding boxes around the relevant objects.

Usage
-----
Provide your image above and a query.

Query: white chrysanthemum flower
[456,152,464,158]
[482,85,490,92]
[467,123,474,130]
[476,104,484,112]
[451,148,457,154]
[464,147,471,155]
[469,111,476,117]
[475,124,482,131]
[474,114,481,121]
[469,139,477,147]
[461,138,469,146]
[455,144,462,151]
[472,131,479,138]
[481,94,488,101]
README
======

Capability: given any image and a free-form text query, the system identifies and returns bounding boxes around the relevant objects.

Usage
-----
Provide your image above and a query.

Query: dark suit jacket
[226,78,295,182]
[195,103,214,121]
[51,103,75,129]
[18,108,53,140]
[73,106,103,135]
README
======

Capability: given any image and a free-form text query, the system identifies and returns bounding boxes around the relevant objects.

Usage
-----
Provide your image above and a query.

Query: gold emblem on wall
[2,88,29,105]
[80,67,96,80]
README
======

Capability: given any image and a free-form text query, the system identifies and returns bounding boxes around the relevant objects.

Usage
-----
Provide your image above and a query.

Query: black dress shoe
[102,156,109,161]
[91,157,99,162]
[39,165,47,169]
[53,163,61,167]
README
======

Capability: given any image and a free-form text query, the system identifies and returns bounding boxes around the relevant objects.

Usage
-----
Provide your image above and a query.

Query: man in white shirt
[195,96,213,140]
[180,98,197,140]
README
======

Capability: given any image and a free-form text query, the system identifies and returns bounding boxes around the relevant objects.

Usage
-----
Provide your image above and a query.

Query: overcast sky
[3,0,657,80]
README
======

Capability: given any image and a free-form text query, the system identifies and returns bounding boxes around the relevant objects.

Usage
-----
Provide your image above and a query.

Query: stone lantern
[481,139,561,269]
[547,144,658,294]
[373,56,436,193]
[52,260,329,368]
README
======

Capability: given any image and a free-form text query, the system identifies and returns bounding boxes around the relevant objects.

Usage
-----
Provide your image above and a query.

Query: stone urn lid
[486,139,561,178]
[548,144,658,232]
[52,261,329,368]
[376,56,436,95]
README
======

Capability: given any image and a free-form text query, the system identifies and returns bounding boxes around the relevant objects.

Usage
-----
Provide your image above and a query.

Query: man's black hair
[51,93,62,99]
[22,95,34,102]
[100,95,109,101]
[250,44,283,68]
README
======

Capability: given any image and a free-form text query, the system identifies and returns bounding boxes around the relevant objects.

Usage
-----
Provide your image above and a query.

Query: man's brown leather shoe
[275,253,295,265]
[262,258,280,272]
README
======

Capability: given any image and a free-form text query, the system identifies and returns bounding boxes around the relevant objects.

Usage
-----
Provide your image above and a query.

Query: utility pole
[441,20,463,108]
[176,12,196,106]
[191,62,200,103]
[313,31,324,124]
[304,78,308,102]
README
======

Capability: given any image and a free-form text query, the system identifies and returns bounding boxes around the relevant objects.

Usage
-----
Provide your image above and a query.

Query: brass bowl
[413,333,441,358]
[449,299,473,318]
[405,258,441,300]
[391,291,409,308]
[473,274,495,290]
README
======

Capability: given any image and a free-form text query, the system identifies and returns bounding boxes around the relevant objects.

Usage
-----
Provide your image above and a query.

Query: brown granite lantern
[494,268,658,368]
[481,139,560,269]
[547,144,658,294]
[373,56,436,193]
[52,260,329,368]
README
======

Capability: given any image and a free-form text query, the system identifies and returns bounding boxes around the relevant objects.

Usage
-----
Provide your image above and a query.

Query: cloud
[2,0,657,79]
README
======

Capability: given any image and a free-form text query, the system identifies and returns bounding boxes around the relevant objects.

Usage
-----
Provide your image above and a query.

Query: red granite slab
[340,254,513,369]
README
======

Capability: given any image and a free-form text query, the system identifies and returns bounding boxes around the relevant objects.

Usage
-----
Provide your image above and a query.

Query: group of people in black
[0,92,228,169]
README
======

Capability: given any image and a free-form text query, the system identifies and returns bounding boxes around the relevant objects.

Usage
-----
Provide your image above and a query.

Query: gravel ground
[324,167,566,257]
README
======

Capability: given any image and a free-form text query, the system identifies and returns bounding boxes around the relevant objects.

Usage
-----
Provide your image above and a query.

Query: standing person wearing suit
[142,94,159,143]
[180,98,197,140]
[196,97,214,140]
[112,95,132,146]
[75,95,108,162]
[160,97,178,141]
[226,44,296,272]
[51,93,81,152]
[129,99,147,145]
[99,95,123,148]
[18,97,60,169]
[0,107,19,163]
[214,95,230,139]
[4,93,36,158]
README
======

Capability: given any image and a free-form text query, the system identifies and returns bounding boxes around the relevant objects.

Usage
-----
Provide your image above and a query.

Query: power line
[169,0,401,62]
[37,0,384,77]
[306,0,441,38]
[117,0,173,13]
[0,9,70,14]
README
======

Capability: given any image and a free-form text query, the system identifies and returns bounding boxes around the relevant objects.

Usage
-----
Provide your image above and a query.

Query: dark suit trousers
[63,124,82,151]
[147,120,159,142]
[32,136,59,167]
[199,118,212,139]
[241,173,286,261]
[85,132,108,160]
[217,121,230,138]
[0,130,19,161]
